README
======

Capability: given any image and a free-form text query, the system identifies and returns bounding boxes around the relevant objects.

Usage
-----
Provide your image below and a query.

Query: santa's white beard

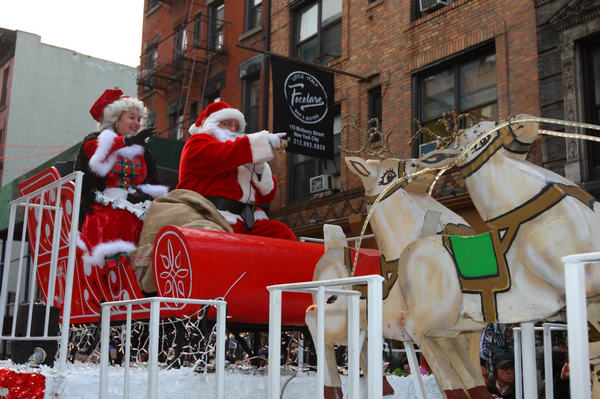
[204,123,241,142]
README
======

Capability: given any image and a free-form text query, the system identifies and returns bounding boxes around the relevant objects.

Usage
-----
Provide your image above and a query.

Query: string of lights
[62,312,316,374]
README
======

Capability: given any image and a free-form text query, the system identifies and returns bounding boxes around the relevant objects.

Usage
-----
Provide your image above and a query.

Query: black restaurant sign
[271,57,334,159]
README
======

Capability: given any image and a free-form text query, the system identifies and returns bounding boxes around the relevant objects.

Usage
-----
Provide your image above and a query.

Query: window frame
[367,85,382,142]
[291,0,342,64]
[242,73,261,133]
[413,43,497,155]
[412,0,452,21]
[208,1,225,50]
[0,67,9,108]
[147,0,160,11]
[581,36,600,180]
[193,12,203,47]
[245,0,262,32]
[173,24,188,71]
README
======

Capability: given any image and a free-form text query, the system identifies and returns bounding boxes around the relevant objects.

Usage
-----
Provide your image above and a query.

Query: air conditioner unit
[419,0,449,13]
[310,175,334,194]
[419,140,439,156]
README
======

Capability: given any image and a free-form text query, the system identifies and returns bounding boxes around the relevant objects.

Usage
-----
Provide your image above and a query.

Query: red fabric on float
[0,369,45,399]
[153,227,381,326]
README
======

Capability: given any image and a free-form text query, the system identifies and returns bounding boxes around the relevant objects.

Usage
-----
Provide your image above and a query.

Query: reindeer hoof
[467,386,494,399]
[444,389,470,399]
[324,386,343,399]
[383,376,395,395]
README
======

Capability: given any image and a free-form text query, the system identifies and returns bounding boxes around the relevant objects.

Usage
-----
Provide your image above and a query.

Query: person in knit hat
[177,101,295,239]
[74,89,168,269]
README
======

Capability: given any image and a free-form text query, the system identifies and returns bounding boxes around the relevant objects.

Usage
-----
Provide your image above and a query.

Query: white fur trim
[88,129,144,176]
[247,131,274,164]
[219,210,243,225]
[94,191,152,219]
[237,166,255,203]
[203,108,246,132]
[218,209,269,226]
[252,162,274,195]
[116,143,145,159]
[189,124,202,135]
[82,240,137,268]
[254,209,268,221]
[138,184,169,198]
[76,233,88,251]
[103,187,128,200]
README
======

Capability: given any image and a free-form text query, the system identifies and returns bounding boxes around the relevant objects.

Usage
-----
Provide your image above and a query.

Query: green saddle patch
[449,232,499,278]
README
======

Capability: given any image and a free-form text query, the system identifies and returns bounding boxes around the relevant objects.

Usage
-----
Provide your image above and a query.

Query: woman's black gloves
[124,128,156,146]
[127,192,154,203]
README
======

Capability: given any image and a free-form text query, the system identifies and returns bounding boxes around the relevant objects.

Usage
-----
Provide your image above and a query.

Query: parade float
[0,114,599,398]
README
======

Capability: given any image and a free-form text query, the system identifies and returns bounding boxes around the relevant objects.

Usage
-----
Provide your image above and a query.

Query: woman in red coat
[76,89,168,269]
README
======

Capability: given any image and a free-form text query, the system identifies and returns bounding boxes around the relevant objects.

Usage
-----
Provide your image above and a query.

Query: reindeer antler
[411,110,476,150]
[339,115,402,159]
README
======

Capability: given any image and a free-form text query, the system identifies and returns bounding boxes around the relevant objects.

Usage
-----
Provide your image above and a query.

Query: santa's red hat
[90,89,147,128]
[189,101,246,135]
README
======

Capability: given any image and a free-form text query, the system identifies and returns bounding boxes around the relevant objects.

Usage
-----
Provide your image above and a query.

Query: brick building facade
[139,0,545,239]
[268,0,541,237]
[139,0,268,142]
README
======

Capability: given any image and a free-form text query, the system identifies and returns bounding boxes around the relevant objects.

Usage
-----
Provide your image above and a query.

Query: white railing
[563,252,600,399]
[99,297,227,399]
[0,171,82,370]
[512,322,568,399]
[267,275,383,399]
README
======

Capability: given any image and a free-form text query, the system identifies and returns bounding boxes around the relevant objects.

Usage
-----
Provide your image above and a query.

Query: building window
[189,102,199,126]
[204,92,220,108]
[173,25,187,71]
[1,67,9,107]
[147,0,160,11]
[167,100,184,140]
[582,38,600,180]
[245,0,262,31]
[415,48,497,154]
[208,1,225,50]
[413,0,453,20]
[243,75,260,133]
[368,86,382,142]
[142,41,158,93]
[147,110,157,129]
[293,0,342,63]
[193,13,203,47]
[169,112,183,140]
[289,105,341,202]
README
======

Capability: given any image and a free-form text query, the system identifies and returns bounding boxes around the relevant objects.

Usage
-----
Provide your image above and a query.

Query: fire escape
[137,0,231,139]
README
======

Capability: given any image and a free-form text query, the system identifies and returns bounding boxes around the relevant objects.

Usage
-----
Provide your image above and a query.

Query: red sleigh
[17,166,381,326]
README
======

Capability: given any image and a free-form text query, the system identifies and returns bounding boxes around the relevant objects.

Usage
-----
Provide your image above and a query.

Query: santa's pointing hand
[269,132,287,149]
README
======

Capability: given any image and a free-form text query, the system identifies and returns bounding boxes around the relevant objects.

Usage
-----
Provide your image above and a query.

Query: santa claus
[76,89,168,269]
[178,101,295,240]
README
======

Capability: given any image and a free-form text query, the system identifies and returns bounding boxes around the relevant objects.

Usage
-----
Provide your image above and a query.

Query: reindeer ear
[345,156,376,178]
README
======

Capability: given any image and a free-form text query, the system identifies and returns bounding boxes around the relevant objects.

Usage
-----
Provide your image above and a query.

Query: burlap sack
[129,189,232,293]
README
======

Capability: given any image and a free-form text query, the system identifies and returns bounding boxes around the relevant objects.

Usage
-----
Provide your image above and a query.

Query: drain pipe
[261,0,271,130]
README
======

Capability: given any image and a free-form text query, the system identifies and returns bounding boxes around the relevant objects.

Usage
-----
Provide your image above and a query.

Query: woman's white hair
[99,97,148,131]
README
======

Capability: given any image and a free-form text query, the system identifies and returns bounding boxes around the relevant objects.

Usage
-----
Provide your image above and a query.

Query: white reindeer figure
[305,157,486,399]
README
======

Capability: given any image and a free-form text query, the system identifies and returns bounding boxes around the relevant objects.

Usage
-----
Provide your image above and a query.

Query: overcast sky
[0,0,144,67]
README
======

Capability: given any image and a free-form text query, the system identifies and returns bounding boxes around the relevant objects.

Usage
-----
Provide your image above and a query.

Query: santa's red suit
[178,101,295,240]
[77,89,168,268]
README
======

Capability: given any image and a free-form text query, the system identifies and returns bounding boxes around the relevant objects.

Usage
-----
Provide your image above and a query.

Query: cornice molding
[549,0,600,31]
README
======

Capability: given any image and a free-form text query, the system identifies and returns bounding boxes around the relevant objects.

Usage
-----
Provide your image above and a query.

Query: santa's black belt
[205,196,255,229]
